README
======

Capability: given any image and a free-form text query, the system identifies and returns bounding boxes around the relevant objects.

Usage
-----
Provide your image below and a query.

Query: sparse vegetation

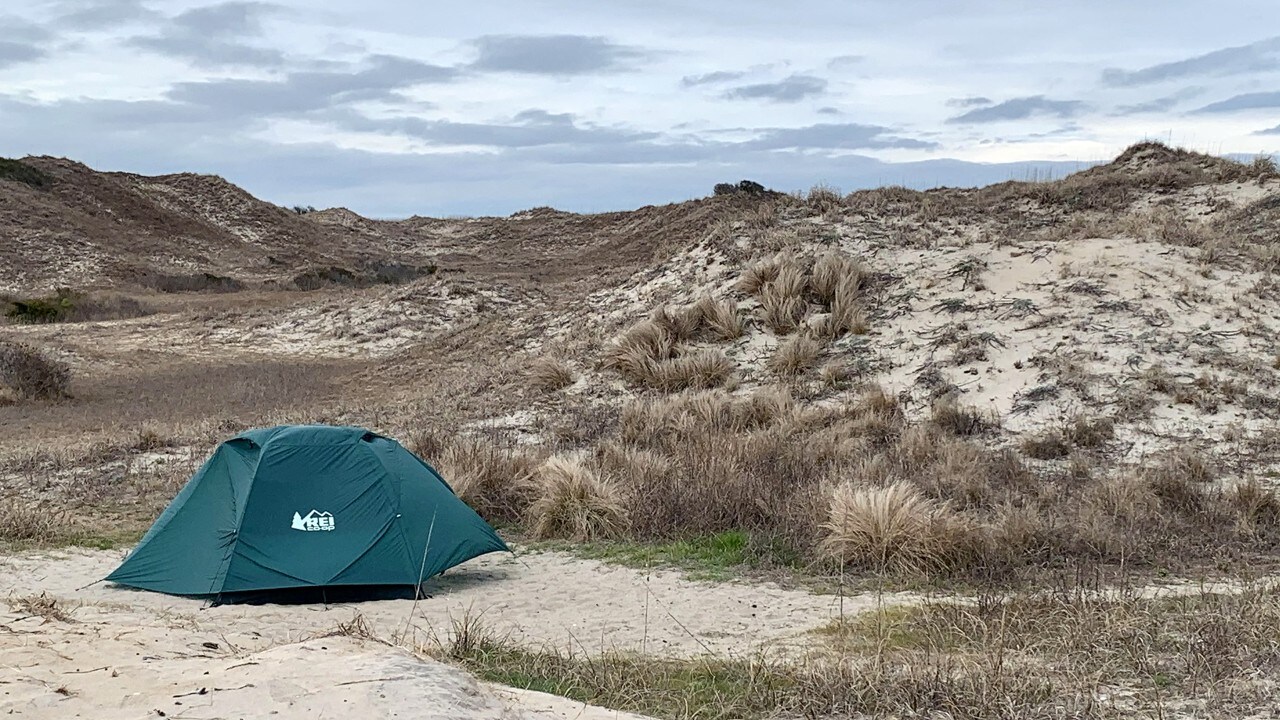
[8,140,1280,720]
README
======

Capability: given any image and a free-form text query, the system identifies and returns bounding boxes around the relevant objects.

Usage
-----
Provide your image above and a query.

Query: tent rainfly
[105,424,508,603]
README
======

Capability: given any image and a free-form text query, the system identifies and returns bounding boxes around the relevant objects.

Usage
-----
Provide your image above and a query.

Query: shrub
[141,272,245,293]
[4,289,152,324]
[529,356,575,392]
[293,266,358,290]
[713,179,767,196]
[0,158,49,188]
[527,455,629,541]
[0,341,71,399]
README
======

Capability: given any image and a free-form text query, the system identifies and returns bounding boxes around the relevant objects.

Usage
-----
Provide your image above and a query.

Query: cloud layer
[0,0,1276,216]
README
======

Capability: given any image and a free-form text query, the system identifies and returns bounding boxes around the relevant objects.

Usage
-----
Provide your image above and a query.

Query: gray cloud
[745,123,937,151]
[330,108,659,148]
[827,55,864,70]
[681,70,747,87]
[55,0,158,29]
[1113,87,1205,115]
[723,74,827,102]
[1257,124,1280,135]
[0,88,1092,218]
[469,35,646,75]
[0,41,45,68]
[1191,91,1280,114]
[1102,36,1280,87]
[129,36,285,67]
[172,1,278,35]
[2,16,55,44]
[947,96,1086,124]
[817,106,840,115]
[126,2,284,68]
[946,96,991,108]
[166,55,457,114]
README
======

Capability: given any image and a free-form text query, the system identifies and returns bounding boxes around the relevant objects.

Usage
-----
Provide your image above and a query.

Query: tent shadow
[101,562,515,607]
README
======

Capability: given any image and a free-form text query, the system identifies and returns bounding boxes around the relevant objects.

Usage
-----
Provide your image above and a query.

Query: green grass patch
[459,645,795,720]
[438,614,1071,720]
[541,530,756,581]
[0,158,49,188]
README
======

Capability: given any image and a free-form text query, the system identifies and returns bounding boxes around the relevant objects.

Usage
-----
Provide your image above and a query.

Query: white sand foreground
[1,546,908,719]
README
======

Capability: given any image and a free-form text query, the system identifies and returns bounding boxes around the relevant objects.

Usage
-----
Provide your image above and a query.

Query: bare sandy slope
[0,547,907,719]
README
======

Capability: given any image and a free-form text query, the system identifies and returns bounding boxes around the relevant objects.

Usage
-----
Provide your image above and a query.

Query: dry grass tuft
[769,335,822,377]
[1230,479,1280,532]
[806,183,845,214]
[928,400,998,437]
[810,251,866,305]
[820,481,975,574]
[0,499,68,543]
[649,349,734,391]
[736,255,783,295]
[602,319,676,381]
[602,316,733,391]
[529,356,576,392]
[690,296,745,340]
[758,265,809,334]
[527,455,629,541]
[434,437,539,523]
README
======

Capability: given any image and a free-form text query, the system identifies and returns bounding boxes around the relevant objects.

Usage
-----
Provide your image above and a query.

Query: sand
[0,546,912,719]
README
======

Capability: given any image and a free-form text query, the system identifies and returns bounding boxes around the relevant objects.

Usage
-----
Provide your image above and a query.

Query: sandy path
[0,547,905,659]
[0,546,913,719]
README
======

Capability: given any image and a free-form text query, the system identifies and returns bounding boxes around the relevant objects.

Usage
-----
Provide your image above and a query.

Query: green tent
[106,425,508,603]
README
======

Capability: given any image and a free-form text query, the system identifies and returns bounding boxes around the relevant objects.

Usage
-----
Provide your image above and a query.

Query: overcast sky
[1,1,1278,217]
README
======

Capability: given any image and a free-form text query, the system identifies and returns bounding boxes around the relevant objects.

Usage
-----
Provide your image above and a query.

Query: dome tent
[106,425,508,604]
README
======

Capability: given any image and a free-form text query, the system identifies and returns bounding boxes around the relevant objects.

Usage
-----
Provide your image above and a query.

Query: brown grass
[433,436,539,524]
[819,481,977,574]
[529,356,575,392]
[768,336,822,377]
[527,455,629,541]
[928,400,998,437]
[736,256,781,295]
[0,499,69,544]
[690,296,745,340]
[9,592,74,623]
